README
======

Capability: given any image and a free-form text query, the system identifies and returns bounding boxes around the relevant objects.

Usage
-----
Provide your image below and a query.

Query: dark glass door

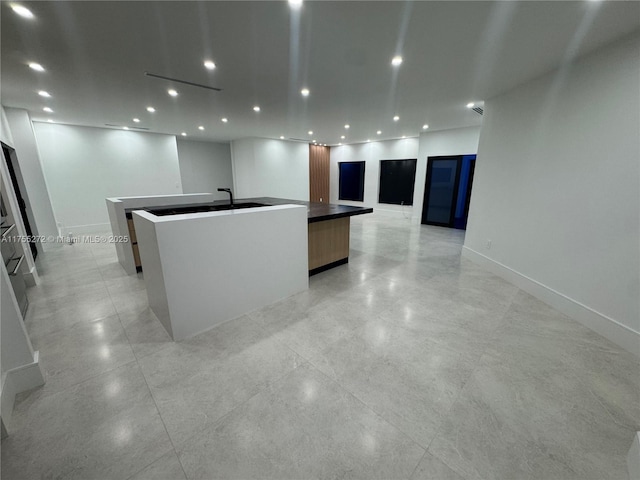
[421,155,476,229]
[2,142,38,259]
[422,157,461,226]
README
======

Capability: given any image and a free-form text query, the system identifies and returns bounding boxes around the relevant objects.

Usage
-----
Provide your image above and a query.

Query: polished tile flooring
[2,215,638,479]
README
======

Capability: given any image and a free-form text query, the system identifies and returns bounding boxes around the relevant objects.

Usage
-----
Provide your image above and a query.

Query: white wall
[464,33,640,353]
[33,123,183,234]
[330,138,420,218]
[1,106,14,146]
[177,139,233,198]
[4,108,59,238]
[231,138,309,201]
[330,130,480,223]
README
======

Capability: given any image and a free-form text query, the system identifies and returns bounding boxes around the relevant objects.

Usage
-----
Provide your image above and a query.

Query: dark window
[378,159,417,205]
[338,161,366,202]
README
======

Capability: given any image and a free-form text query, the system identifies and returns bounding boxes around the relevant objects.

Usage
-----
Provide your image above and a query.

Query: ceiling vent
[472,106,484,116]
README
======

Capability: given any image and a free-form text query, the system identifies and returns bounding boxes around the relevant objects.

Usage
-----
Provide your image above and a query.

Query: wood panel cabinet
[308,217,350,272]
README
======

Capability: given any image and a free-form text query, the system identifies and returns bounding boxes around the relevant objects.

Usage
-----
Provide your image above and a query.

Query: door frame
[460,159,476,229]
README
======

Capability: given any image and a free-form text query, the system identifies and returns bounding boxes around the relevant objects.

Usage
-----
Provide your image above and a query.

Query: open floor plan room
[1,1,639,479]
[1,215,638,479]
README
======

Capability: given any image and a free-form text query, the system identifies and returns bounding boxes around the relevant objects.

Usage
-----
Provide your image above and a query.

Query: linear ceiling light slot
[144,72,222,92]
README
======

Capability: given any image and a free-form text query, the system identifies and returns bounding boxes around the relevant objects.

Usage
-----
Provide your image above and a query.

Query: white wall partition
[330,138,419,218]
[464,33,640,353]
[177,139,233,197]
[4,108,59,238]
[231,138,309,201]
[33,123,183,234]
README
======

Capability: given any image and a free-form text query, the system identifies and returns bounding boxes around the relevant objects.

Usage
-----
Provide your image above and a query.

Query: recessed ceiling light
[338,142,342,146]
[308,130,313,135]
[402,135,406,139]
[391,56,403,67]
[289,0,303,8]
[146,106,156,113]
[133,118,140,123]
[123,126,129,130]
[47,119,53,123]
[11,4,34,19]
[181,132,187,136]
[376,130,382,135]
[366,139,370,142]
[280,136,285,139]
[253,106,261,112]
[168,89,178,97]
[38,90,50,98]
[422,124,429,130]
[393,115,399,122]
[198,126,204,130]
[43,107,53,113]
[204,60,216,70]
[301,88,310,97]
[466,102,475,108]
[344,124,350,129]
[340,135,345,139]
[221,117,228,123]
[28,62,45,72]
[313,139,316,143]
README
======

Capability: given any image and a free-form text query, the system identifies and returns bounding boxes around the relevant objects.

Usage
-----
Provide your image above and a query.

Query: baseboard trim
[0,351,45,434]
[462,246,640,356]
[309,257,348,276]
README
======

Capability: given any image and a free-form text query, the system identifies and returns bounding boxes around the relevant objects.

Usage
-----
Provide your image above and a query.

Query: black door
[2,143,38,259]
[421,155,476,229]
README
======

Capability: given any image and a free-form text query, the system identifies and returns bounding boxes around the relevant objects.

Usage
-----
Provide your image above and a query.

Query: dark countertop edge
[125,197,373,224]
[307,207,373,223]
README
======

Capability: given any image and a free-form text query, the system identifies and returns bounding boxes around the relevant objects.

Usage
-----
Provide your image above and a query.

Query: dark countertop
[126,197,373,224]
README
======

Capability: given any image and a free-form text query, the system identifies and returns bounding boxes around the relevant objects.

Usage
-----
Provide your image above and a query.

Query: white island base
[106,193,218,275]
[133,204,308,341]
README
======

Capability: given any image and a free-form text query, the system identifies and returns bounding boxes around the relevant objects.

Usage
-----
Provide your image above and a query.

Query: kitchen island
[106,193,218,275]
[235,198,373,275]
[133,204,308,340]
[110,195,372,275]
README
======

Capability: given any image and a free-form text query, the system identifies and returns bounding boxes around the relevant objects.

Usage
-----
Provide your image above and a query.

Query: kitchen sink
[147,202,270,216]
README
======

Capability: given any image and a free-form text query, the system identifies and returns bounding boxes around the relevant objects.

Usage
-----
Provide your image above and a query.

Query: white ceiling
[2,1,639,145]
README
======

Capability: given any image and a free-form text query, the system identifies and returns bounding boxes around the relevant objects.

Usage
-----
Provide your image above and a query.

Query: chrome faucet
[217,188,234,208]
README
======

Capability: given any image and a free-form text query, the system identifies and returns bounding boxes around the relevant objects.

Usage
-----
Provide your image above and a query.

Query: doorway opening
[421,155,476,230]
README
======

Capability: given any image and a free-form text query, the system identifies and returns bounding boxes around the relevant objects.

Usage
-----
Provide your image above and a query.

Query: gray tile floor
[2,214,638,479]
